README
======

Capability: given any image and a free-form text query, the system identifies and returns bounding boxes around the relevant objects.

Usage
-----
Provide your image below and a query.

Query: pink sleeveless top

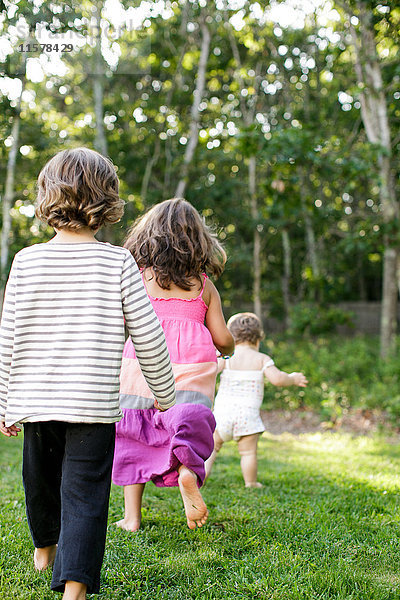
[120,275,218,409]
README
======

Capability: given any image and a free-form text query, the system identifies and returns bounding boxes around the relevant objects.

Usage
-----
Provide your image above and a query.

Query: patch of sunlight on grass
[259,431,400,493]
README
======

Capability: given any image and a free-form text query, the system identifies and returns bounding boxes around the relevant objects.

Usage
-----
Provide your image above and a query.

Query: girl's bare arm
[204,280,235,356]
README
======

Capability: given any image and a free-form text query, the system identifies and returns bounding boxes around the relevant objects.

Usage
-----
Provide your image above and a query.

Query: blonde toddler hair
[227,312,264,346]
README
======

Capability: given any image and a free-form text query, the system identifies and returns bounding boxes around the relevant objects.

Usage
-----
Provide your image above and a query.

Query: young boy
[0,147,176,600]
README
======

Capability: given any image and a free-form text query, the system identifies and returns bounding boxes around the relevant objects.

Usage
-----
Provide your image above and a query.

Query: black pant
[23,421,115,594]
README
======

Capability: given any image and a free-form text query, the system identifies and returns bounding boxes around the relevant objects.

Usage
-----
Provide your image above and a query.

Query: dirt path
[261,408,397,437]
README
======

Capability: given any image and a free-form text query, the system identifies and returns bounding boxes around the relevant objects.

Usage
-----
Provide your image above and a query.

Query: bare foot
[178,466,208,530]
[34,545,57,571]
[115,518,141,532]
[245,482,263,488]
[63,580,87,600]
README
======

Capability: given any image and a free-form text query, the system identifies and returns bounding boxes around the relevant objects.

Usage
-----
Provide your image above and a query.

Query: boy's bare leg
[204,430,224,480]
[34,544,57,571]
[115,483,145,532]
[62,581,87,600]
[237,433,263,488]
[178,465,208,530]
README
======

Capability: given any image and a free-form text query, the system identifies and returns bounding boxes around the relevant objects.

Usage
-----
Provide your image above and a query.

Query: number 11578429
[18,43,74,52]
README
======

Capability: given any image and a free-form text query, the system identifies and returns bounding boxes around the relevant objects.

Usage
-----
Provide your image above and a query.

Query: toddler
[205,312,307,487]
[0,148,175,600]
[112,198,234,531]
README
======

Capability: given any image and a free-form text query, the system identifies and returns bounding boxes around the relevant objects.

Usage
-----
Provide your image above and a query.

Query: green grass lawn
[1,430,400,599]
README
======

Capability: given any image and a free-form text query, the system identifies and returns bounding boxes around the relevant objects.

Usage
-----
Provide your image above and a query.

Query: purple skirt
[112,403,216,488]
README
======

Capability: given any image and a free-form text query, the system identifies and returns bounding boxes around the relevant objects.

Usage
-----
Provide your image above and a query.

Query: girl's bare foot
[115,517,141,532]
[34,545,57,571]
[115,483,144,533]
[178,466,208,530]
[245,481,263,488]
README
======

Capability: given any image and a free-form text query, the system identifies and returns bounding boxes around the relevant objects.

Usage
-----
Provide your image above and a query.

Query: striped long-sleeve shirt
[0,242,176,427]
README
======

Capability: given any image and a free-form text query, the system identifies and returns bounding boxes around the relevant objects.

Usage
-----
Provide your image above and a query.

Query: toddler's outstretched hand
[0,421,21,437]
[289,372,308,387]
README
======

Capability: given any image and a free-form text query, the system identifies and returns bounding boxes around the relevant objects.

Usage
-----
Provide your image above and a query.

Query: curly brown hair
[124,198,227,290]
[35,147,124,231]
[227,312,264,346]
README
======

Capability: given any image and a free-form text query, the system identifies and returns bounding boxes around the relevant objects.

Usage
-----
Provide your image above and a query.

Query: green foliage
[262,334,400,423]
[0,0,397,313]
[288,303,354,335]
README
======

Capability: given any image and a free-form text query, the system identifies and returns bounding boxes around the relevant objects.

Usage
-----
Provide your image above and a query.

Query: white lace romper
[213,358,274,441]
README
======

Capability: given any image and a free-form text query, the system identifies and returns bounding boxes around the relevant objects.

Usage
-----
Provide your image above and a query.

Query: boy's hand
[154,399,166,412]
[0,421,21,437]
[289,372,308,387]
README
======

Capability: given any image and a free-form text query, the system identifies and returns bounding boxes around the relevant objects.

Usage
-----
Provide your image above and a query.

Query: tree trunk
[397,254,400,299]
[282,228,292,329]
[93,6,107,158]
[357,253,367,301]
[175,18,210,198]
[299,170,319,280]
[141,138,160,203]
[1,71,24,287]
[93,76,107,158]
[249,156,262,320]
[347,2,398,356]
[163,136,173,197]
[225,14,263,319]
[1,115,20,283]
[92,4,114,242]
[380,247,398,356]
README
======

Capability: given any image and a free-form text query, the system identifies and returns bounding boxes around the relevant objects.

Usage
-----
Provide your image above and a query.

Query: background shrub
[261,334,400,423]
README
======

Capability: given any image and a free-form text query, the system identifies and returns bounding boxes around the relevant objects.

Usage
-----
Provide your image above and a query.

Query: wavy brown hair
[227,312,264,346]
[35,147,124,231]
[124,198,227,290]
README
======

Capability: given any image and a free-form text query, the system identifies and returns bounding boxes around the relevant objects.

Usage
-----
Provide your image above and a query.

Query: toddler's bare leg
[204,430,224,480]
[178,465,208,530]
[34,544,57,571]
[115,483,145,532]
[62,581,87,600]
[237,433,263,488]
